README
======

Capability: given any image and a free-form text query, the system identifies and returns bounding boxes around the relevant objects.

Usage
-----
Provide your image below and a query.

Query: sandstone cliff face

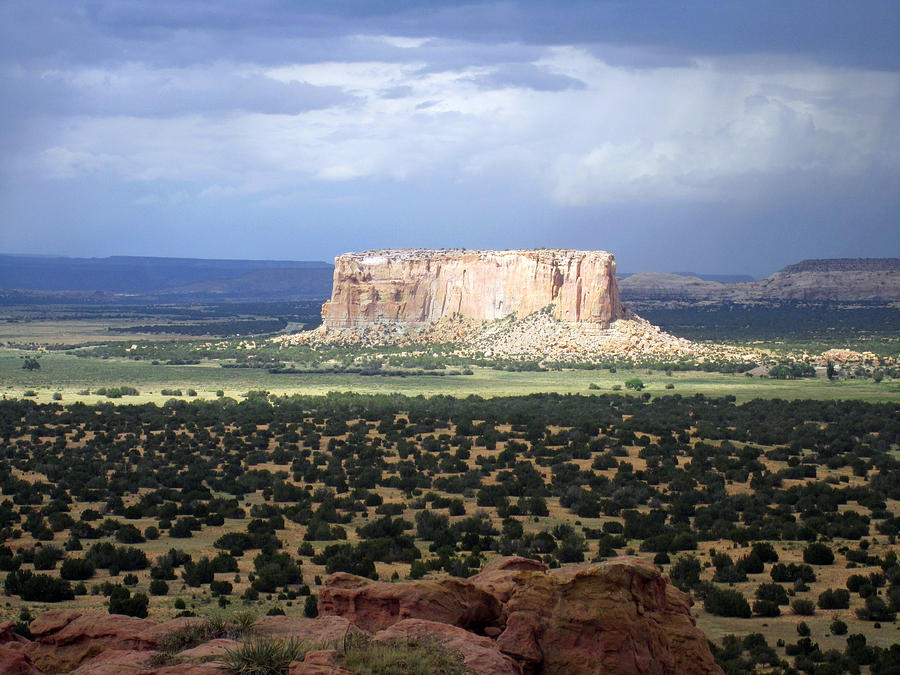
[322,249,624,329]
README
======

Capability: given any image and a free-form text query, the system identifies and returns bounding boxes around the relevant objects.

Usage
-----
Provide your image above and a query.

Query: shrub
[803,542,835,565]
[33,546,63,570]
[4,570,74,602]
[750,542,779,563]
[670,555,702,592]
[107,586,149,618]
[86,543,148,571]
[624,378,644,391]
[149,579,169,596]
[817,588,850,610]
[60,558,95,581]
[753,600,781,617]
[304,594,318,618]
[830,618,848,635]
[755,583,789,605]
[704,587,751,618]
[771,563,816,583]
[116,524,145,544]
[856,596,896,622]
[221,638,307,675]
[791,598,815,616]
[210,580,233,596]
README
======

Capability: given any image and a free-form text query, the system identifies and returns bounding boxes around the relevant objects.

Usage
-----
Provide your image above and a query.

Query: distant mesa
[321,248,624,329]
[619,258,900,303]
[288,248,721,364]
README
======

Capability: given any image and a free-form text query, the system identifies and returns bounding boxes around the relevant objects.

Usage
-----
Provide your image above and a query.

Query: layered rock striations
[321,249,624,329]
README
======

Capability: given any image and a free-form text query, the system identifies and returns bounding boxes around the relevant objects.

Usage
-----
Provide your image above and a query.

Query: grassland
[0,393,897,672]
[3,348,897,405]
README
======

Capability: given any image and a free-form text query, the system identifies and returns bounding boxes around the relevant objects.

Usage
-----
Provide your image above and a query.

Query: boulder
[135,617,206,648]
[151,664,228,675]
[469,556,548,605]
[0,621,30,646]
[178,638,240,660]
[374,619,521,675]
[68,649,154,674]
[289,649,352,675]
[28,610,82,639]
[0,645,42,675]
[25,612,158,673]
[318,573,502,633]
[252,615,360,644]
[495,557,721,675]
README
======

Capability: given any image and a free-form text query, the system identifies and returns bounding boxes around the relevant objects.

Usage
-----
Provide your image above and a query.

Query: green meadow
[3,348,896,405]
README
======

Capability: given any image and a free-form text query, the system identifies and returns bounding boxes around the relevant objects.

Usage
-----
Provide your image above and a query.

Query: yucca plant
[221,637,309,675]
[339,634,471,675]
[159,612,257,655]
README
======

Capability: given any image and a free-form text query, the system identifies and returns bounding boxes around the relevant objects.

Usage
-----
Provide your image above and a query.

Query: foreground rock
[373,619,521,675]
[18,557,721,675]
[495,559,720,674]
[318,556,722,675]
[25,611,159,673]
[318,573,502,633]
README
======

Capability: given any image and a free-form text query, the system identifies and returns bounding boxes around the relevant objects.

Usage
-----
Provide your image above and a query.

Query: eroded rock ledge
[322,249,624,329]
[1,557,723,675]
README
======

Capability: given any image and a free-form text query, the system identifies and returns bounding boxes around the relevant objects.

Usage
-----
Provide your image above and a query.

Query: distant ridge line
[778,258,900,275]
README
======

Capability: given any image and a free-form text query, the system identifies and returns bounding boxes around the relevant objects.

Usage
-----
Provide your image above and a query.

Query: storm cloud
[1,1,897,275]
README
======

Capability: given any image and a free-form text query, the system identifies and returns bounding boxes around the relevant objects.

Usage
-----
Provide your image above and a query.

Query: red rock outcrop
[0,645,42,675]
[319,556,722,675]
[317,573,502,633]
[17,557,721,675]
[495,558,721,675]
[251,615,360,643]
[321,249,624,329]
[24,611,159,673]
[373,619,522,675]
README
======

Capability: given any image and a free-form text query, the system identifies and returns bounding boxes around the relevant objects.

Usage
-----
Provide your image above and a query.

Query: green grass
[221,637,309,675]
[339,634,470,675]
[2,348,896,404]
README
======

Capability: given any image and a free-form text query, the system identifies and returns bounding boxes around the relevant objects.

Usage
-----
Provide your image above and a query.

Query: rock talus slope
[322,249,624,328]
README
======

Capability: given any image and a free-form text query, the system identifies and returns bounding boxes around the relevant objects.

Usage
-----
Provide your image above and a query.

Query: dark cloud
[3,1,897,69]
[0,1,897,272]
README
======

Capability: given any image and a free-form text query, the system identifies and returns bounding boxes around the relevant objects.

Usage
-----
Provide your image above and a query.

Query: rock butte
[322,249,625,329]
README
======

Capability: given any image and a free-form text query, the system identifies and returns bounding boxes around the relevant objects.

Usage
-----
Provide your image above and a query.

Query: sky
[0,1,898,276]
